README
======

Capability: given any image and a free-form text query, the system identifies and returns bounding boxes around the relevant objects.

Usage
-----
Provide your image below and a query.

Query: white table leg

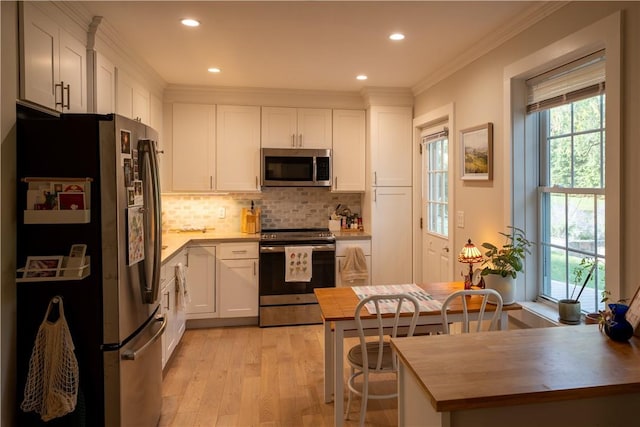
[334,323,345,427]
[499,311,509,330]
[324,320,334,403]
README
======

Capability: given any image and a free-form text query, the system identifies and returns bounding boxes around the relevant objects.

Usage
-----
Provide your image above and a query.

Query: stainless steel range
[259,228,336,327]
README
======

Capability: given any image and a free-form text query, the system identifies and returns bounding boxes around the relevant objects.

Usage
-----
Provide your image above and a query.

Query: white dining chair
[344,293,420,426]
[440,288,504,334]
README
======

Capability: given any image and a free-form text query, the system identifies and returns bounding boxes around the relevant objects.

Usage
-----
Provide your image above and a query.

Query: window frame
[503,12,621,303]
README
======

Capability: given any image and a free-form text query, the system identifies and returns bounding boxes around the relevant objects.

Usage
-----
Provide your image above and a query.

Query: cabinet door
[95,52,116,114]
[132,84,150,124]
[216,105,261,191]
[219,258,259,318]
[297,108,332,149]
[185,246,217,317]
[59,30,87,113]
[160,278,177,368]
[332,109,365,191]
[261,107,298,148]
[371,187,412,285]
[172,103,216,191]
[20,3,59,109]
[116,69,134,119]
[370,106,413,187]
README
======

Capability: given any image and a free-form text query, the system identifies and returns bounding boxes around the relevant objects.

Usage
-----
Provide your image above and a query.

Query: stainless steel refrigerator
[16,102,164,427]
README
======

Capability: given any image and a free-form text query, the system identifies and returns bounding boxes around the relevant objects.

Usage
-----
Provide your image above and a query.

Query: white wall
[413,1,640,300]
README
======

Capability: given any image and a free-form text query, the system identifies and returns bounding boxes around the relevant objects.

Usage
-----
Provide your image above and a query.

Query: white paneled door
[421,125,453,283]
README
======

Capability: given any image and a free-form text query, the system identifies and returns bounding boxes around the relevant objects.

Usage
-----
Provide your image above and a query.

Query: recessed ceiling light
[389,33,405,41]
[356,75,368,81]
[181,18,200,27]
[208,67,221,73]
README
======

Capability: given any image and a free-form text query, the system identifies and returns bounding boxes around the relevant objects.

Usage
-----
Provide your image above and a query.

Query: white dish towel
[175,262,190,309]
[285,246,313,282]
[341,246,369,284]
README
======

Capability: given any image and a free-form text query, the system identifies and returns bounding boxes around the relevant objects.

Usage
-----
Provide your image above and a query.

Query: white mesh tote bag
[21,296,79,421]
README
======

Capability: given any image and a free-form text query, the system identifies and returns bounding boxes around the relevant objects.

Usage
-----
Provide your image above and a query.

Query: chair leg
[358,374,368,427]
[345,367,355,420]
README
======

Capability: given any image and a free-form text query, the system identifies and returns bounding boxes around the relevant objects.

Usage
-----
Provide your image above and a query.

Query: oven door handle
[260,244,336,253]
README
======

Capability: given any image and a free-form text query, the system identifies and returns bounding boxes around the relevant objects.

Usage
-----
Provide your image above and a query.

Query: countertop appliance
[261,148,332,187]
[16,102,164,427]
[259,228,336,326]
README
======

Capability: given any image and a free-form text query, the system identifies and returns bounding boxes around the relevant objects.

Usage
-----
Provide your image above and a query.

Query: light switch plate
[456,211,464,228]
[218,207,226,218]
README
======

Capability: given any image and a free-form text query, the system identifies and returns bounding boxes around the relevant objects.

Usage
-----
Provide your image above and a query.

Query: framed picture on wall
[460,122,493,181]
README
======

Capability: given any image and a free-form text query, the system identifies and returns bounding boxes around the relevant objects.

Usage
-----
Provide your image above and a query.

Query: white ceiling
[77,1,561,94]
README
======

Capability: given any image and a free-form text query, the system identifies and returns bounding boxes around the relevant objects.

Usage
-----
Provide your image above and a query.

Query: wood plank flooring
[160,324,398,427]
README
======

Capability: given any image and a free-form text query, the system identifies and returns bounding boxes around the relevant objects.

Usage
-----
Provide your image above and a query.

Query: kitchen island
[391,325,640,427]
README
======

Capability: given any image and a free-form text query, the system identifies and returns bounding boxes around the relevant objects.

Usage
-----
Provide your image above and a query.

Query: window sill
[509,301,562,329]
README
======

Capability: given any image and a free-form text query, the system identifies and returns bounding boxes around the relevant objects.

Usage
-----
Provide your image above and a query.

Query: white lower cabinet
[218,243,259,318]
[371,187,413,285]
[335,239,372,287]
[160,249,187,369]
[185,245,217,319]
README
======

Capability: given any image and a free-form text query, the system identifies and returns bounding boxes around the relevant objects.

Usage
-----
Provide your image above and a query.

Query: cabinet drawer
[336,240,371,256]
[218,242,258,259]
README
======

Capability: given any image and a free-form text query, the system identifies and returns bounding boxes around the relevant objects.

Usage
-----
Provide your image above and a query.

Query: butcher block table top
[315,281,521,322]
[391,324,640,413]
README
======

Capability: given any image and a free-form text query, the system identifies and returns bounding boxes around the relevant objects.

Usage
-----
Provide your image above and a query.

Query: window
[528,51,606,313]
[507,13,620,308]
[537,95,606,313]
[423,130,449,236]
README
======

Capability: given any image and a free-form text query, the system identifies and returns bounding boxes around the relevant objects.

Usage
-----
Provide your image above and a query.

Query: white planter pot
[483,274,516,305]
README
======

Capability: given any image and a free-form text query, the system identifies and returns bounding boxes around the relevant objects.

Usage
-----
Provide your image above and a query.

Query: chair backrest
[354,293,420,371]
[440,289,503,334]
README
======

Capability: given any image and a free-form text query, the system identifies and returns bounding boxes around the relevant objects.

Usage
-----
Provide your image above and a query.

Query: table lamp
[458,239,484,289]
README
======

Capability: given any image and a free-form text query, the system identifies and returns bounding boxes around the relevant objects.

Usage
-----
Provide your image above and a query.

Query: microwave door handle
[291,134,295,148]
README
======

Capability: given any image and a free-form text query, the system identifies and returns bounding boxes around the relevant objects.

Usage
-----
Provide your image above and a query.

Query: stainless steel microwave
[261,148,332,187]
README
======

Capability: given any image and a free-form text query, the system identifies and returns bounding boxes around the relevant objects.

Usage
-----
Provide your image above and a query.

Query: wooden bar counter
[391,324,640,427]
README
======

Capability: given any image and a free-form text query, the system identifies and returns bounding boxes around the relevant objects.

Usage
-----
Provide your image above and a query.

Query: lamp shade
[458,239,483,264]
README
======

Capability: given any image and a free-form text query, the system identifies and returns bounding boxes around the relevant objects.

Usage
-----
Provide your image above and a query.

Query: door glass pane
[425,136,449,237]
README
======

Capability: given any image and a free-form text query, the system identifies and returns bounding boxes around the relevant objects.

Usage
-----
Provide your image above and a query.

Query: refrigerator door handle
[121,314,166,361]
[138,139,162,304]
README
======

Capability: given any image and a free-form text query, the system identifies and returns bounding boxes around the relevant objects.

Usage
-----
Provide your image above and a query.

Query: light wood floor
[160,324,398,427]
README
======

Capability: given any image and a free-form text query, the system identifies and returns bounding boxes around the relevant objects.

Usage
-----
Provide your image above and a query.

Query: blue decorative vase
[604,303,634,342]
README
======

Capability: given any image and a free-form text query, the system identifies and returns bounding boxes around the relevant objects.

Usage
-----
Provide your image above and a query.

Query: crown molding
[360,87,414,107]
[164,84,366,109]
[412,1,569,96]
[63,2,167,95]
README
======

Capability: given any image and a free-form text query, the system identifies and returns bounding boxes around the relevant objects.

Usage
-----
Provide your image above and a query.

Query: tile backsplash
[162,187,362,232]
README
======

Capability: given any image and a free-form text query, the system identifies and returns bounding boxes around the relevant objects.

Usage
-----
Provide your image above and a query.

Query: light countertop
[161,230,371,263]
[161,231,259,263]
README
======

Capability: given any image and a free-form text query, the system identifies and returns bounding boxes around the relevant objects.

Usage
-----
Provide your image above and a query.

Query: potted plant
[559,257,596,324]
[480,226,533,305]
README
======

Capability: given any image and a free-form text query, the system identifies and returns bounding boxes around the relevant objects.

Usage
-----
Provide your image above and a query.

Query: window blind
[420,127,448,143]
[526,50,605,113]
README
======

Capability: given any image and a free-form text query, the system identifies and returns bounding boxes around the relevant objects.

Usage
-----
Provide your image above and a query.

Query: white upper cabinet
[370,106,413,187]
[332,109,366,192]
[20,2,87,113]
[216,105,261,192]
[172,103,216,191]
[116,68,150,124]
[95,52,116,114]
[261,107,332,148]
